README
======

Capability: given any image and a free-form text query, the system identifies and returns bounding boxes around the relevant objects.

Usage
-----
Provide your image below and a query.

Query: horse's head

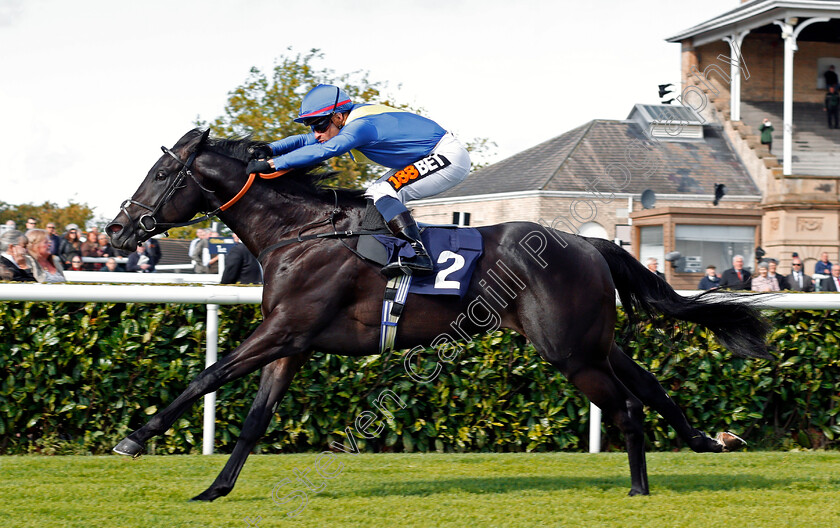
[107,129,212,250]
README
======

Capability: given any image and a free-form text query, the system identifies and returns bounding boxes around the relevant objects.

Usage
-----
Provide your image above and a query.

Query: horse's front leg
[191,352,312,502]
[114,309,312,457]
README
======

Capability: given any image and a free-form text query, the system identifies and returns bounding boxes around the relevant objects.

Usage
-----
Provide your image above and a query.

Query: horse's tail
[583,236,771,359]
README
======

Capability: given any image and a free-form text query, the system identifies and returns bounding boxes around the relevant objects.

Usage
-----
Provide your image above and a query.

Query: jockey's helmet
[294,84,353,124]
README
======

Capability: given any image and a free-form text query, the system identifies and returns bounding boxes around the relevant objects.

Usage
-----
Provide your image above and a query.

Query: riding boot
[381,211,434,278]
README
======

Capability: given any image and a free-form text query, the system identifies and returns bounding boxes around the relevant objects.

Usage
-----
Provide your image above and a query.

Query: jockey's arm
[268,134,316,156]
[270,120,376,170]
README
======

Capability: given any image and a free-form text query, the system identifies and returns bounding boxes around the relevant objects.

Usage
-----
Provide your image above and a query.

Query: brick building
[409,0,840,288]
[667,0,840,278]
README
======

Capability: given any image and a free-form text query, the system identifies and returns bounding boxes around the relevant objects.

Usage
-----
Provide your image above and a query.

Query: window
[639,226,663,269]
[452,212,471,226]
[674,225,755,273]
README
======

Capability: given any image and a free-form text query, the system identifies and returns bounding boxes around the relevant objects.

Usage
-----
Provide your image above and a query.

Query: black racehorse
[106,128,770,501]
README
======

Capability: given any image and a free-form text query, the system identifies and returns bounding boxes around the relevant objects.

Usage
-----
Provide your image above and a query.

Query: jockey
[246,84,471,277]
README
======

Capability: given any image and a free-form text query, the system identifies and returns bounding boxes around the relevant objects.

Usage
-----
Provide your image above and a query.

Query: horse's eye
[155,170,167,181]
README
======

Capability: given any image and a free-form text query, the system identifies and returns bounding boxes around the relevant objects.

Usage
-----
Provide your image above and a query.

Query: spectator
[25,218,38,230]
[820,265,840,292]
[25,229,65,283]
[815,252,832,275]
[825,85,840,129]
[80,231,100,270]
[697,265,720,290]
[751,262,779,292]
[96,233,115,259]
[87,226,101,242]
[767,260,787,290]
[188,228,202,261]
[787,257,814,292]
[719,254,752,290]
[45,223,62,257]
[205,231,222,273]
[59,228,82,268]
[0,230,36,282]
[4,220,16,231]
[64,223,80,236]
[758,118,774,153]
[825,64,838,90]
[126,244,153,273]
[190,228,211,273]
[100,257,121,272]
[145,238,162,269]
[220,234,263,285]
[68,257,85,272]
[645,257,665,279]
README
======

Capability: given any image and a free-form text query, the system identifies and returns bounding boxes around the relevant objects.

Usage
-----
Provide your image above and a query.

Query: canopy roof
[667,0,840,46]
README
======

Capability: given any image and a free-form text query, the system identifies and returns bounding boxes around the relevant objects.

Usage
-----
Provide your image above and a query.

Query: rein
[125,141,387,262]
[120,145,289,233]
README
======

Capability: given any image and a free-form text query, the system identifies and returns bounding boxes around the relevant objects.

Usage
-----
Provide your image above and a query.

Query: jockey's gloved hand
[247,145,273,160]
[246,160,273,175]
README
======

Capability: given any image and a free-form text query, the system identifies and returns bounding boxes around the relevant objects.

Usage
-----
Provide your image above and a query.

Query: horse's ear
[197,128,211,150]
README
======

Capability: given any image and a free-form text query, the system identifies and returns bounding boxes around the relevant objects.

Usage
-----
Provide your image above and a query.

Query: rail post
[203,303,219,455]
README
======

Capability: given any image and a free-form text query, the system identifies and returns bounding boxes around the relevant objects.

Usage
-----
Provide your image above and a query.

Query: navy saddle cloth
[359,226,483,297]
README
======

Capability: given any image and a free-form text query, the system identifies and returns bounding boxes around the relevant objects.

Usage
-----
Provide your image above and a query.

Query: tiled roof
[433,121,591,198]
[434,120,759,199]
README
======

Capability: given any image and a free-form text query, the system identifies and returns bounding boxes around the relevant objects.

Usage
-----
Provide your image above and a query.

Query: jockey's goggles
[308,115,334,133]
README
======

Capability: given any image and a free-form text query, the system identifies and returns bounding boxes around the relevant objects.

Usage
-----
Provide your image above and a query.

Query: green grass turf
[1,452,838,527]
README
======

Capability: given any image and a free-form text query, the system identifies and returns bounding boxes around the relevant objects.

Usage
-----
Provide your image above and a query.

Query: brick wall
[410,196,543,227]
[689,35,840,104]
[411,195,758,243]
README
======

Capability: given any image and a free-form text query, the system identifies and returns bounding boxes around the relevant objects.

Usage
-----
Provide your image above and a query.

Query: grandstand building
[408,0,840,289]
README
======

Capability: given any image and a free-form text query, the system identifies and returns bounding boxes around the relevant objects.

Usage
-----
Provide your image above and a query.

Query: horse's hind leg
[608,343,727,453]
[564,360,649,495]
[191,352,311,502]
[518,274,649,494]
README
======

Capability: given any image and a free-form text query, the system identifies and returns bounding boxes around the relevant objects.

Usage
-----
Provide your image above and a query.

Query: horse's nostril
[107,223,123,235]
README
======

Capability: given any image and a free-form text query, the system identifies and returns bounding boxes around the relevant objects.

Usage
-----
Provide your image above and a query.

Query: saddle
[355,202,484,354]
[356,202,483,297]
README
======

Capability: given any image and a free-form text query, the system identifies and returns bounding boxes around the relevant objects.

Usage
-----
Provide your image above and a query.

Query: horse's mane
[204,135,366,204]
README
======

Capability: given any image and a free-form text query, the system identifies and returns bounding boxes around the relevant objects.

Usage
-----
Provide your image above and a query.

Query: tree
[197,48,405,190]
[0,201,94,233]
[181,48,496,241]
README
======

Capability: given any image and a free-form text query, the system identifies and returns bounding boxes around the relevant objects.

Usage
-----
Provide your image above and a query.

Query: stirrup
[381,258,433,278]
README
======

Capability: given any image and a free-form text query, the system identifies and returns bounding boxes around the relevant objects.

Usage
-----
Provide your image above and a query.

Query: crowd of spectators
[693,252,836,292]
[0,219,262,285]
[643,250,833,293]
[0,228,66,283]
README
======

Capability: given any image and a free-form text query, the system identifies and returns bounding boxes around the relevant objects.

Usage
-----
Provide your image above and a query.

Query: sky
[0,0,739,224]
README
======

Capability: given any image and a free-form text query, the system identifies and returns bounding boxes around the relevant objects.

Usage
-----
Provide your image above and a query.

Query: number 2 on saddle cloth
[373,227,483,297]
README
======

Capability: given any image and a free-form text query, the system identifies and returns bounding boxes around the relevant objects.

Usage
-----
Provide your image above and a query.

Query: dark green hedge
[0,301,837,455]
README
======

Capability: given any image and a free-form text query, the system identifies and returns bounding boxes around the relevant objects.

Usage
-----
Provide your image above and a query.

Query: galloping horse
[107,129,769,501]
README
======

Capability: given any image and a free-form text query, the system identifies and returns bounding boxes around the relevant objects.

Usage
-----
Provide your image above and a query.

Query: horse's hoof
[628,488,650,497]
[113,437,145,458]
[190,492,216,502]
[715,431,746,452]
[688,431,723,453]
[190,487,227,502]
